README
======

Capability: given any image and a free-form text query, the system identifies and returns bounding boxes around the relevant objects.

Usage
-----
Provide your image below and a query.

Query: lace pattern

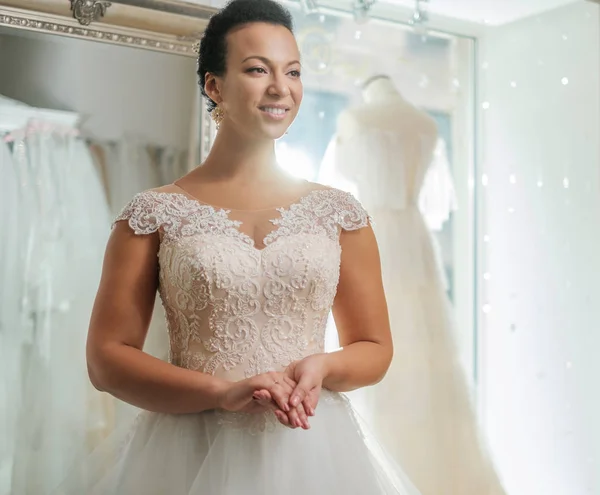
[113,187,370,431]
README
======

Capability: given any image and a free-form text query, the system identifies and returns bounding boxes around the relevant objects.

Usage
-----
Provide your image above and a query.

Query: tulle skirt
[51,391,421,495]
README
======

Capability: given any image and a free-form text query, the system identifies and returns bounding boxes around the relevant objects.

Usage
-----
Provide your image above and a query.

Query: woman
[55,0,421,493]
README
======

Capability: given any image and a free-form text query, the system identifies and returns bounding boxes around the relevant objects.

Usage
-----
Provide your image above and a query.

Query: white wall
[478,2,600,494]
[0,30,197,148]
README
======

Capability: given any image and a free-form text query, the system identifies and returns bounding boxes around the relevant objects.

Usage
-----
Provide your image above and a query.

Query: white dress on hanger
[52,186,423,495]
[5,128,113,495]
[0,139,25,488]
[320,130,506,495]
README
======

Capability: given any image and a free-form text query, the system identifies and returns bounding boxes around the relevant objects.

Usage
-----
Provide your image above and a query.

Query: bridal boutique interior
[0,0,599,494]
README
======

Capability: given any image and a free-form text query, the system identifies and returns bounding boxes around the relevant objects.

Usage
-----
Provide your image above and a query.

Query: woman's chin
[261,126,288,141]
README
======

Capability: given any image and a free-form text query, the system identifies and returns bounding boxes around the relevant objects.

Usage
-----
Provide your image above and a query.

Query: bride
[54,0,421,493]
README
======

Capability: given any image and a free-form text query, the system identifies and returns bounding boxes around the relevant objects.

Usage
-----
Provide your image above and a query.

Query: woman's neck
[195,127,285,185]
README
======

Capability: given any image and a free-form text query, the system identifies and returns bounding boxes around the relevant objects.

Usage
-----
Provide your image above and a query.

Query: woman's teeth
[262,107,286,115]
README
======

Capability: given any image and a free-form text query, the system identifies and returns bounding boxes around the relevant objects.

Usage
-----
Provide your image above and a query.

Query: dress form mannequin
[321,75,507,495]
[337,74,438,153]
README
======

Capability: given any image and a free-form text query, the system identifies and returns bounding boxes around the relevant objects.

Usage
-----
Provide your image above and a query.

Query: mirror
[0,4,212,492]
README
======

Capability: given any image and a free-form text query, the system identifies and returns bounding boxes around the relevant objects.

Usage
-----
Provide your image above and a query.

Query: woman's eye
[248,67,267,74]
[289,70,302,78]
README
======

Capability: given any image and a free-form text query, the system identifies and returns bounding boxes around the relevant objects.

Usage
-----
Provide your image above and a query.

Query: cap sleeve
[334,190,373,231]
[113,191,164,235]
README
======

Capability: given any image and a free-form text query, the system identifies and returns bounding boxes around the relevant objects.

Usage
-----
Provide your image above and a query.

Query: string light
[481,174,489,186]
[509,174,516,184]
[563,177,570,188]
[510,81,517,88]
[354,30,362,40]
[561,77,569,85]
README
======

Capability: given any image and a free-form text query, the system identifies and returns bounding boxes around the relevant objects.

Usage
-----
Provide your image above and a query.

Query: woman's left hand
[252,354,328,428]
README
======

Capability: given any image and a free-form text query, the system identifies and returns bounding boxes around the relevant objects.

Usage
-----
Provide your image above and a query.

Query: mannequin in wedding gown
[320,75,506,495]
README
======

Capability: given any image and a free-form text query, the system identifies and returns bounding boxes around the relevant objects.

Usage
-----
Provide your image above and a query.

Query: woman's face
[209,22,303,140]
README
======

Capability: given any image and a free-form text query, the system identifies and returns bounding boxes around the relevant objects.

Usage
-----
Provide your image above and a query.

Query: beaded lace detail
[114,188,370,431]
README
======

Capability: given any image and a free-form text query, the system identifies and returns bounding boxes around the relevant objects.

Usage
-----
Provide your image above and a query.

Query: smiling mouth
[259,106,289,120]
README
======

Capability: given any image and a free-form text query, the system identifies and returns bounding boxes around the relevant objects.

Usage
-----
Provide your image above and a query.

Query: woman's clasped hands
[218,354,328,430]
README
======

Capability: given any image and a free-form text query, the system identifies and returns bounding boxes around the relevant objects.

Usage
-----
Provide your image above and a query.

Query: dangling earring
[212,105,224,130]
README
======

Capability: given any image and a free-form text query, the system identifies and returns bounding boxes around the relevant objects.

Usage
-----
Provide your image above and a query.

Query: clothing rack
[0,95,81,135]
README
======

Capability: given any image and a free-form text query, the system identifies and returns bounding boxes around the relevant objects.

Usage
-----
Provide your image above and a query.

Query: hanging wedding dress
[319,127,505,494]
[0,110,113,494]
[0,136,24,491]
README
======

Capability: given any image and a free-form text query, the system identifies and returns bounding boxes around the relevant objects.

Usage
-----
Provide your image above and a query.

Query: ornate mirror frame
[0,0,218,56]
[0,0,220,161]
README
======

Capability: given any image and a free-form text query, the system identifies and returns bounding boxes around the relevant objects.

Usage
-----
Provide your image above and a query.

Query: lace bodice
[114,187,370,382]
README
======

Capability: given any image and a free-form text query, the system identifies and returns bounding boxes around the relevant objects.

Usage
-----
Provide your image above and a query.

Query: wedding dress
[52,185,422,495]
[0,124,113,494]
[320,130,506,495]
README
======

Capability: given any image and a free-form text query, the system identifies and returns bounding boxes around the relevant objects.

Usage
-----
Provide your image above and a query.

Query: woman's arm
[322,224,393,392]
[87,222,228,414]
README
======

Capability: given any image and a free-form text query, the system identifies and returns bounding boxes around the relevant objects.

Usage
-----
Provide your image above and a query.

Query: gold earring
[211,105,224,130]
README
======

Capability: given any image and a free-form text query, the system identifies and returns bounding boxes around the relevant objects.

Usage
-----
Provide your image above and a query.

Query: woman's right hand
[218,372,311,429]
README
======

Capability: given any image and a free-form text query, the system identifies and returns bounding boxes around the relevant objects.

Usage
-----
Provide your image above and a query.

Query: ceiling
[381,0,580,25]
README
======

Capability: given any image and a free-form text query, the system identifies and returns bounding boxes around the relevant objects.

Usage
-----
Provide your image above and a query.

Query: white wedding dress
[320,130,506,495]
[52,185,422,495]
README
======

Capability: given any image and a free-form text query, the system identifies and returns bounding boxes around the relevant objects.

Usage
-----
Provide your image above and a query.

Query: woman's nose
[267,75,291,97]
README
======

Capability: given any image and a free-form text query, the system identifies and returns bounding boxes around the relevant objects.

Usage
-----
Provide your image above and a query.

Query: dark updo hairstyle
[197,0,295,113]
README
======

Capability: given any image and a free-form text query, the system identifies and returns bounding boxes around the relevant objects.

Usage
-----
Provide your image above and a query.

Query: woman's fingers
[274,410,294,428]
[303,388,321,416]
[286,402,310,429]
[252,389,272,402]
[269,382,293,412]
